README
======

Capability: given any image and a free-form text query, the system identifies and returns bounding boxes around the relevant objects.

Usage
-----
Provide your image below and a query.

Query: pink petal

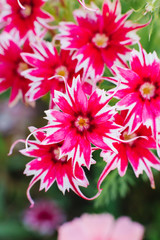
[111,217,144,240]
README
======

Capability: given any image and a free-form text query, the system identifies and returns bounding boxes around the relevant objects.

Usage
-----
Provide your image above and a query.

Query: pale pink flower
[58,0,148,78]
[23,199,65,235]
[0,100,35,136]
[19,128,89,206]
[107,45,160,148]
[1,0,53,40]
[98,111,160,190]
[58,213,144,240]
[40,76,120,169]
[0,33,33,106]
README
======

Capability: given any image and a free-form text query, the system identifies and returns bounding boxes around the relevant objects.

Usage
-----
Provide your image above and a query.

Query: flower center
[75,116,90,132]
[37,211,53,222]
[123,131,137,146]
[139,82,155,100]
[55,66,69,81]
[92,33,109,48]
[17,62,28,74]
[52,148,67,162]
[123,131,137,141]
[20,4,32,18]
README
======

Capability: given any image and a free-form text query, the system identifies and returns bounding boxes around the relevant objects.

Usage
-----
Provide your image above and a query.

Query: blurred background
[1,0,160,239]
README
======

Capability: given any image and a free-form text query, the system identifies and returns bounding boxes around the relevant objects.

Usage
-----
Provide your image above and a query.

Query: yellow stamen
[55,66,69,80]
[123,131,137,141]
[123,131,137,146]
[75,116,90,131]
[21,5,32,18]
[92,33,109,48]
[17,62,28,74]
[139,82,155,100]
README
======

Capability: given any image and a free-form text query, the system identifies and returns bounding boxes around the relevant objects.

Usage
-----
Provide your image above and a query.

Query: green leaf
[94,170,135,208]
[0,221,30,239]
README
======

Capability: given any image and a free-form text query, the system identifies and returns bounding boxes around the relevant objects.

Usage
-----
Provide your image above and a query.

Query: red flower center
[139,82,155,100]
[75,116,90,131]
[20,4,32,18]
[92,33,109,48]
[37,210,53,222]
[55,66,69,81]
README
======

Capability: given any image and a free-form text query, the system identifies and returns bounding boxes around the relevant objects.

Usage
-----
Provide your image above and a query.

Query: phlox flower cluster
[2,0,160,205]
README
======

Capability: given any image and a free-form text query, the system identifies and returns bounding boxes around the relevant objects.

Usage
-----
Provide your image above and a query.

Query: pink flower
[23,199,65,235]
[0,34,33,106]
[107,45,160,147]
[21,40,92,104]
[58,0,147,78]
[0,100,35,136]
[0,0,9,29]
[20,127,89,206]
[41,76,120,169]
[1,0,53,40]
[58,213,145,240]
[98,111,160,190]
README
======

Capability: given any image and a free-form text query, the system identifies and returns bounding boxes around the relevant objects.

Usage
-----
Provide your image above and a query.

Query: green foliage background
[1,0,160,239]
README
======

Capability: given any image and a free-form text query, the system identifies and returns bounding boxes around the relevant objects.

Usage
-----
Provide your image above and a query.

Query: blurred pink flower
[0,100,35,136]
[23,199,65,235]
[58,213,144,240]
